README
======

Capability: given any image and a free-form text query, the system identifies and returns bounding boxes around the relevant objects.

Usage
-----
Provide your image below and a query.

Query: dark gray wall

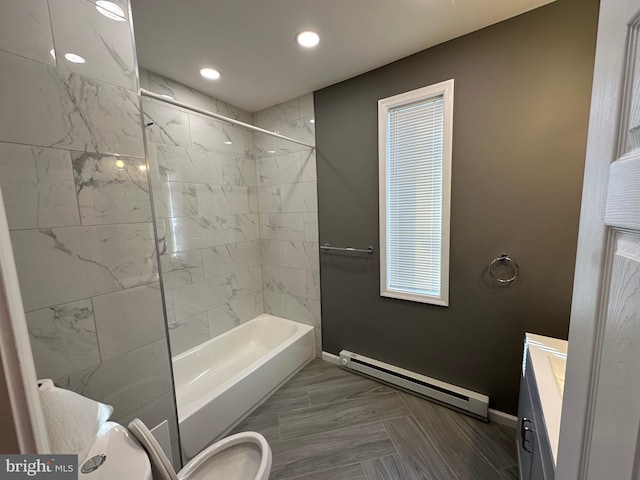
[314,0,599,414]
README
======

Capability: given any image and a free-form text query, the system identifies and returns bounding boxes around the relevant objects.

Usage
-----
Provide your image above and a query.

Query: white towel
[38,379,113,460]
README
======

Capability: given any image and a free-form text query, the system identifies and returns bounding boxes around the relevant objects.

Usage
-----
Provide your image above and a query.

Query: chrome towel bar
[321,244,374,254]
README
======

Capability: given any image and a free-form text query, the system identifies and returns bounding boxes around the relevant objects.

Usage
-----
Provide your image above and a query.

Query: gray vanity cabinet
[517,349,555,480]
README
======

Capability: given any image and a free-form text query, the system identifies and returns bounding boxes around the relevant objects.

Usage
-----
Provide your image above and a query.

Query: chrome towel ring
[489,253,519,284]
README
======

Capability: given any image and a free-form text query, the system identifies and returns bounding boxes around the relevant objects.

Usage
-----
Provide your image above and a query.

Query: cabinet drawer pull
[521,418,534,453]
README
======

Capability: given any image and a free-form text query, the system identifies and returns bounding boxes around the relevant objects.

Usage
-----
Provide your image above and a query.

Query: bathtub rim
[172,314,315,422]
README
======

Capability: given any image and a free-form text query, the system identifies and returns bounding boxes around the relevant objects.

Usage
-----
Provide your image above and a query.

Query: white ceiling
[130,0,555,113]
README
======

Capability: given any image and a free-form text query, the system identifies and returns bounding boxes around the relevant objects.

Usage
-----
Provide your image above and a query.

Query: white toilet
[81,419,272,480]
[37,379,271,480]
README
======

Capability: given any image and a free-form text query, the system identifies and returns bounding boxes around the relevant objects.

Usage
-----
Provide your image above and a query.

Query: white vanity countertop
[524,333,568,467]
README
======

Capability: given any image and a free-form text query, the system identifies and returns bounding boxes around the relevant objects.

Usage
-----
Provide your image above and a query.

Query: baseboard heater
[339,350,489,420]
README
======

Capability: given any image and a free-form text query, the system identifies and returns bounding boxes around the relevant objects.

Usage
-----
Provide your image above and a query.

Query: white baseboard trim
[488,408,518,428]
[321,351,340,365]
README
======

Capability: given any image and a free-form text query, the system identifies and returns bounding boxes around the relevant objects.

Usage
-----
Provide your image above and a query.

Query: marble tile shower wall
[254,96,321,354]
[0,0,179,462]
[139,70,263,356]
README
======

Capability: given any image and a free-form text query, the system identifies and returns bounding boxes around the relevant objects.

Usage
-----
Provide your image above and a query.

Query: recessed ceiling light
[96,1,126,21]
[64,53,86,64]
[200,68,221,80]
[138,164,148,172]
[50,49,56,59]
[296,30,320,48]
[115,160,124,168]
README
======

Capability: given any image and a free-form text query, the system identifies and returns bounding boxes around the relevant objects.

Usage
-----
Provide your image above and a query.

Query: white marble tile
[0,51,144,157]
[301,150,317,182]
[190,114,253,157]
[147,70,253,124]
[147,71,217,112]
[154,144,223,184]
[208,292,260,337]
[314,328,322,357]
[261,240,285,267]
[196,184,249,215]
[306,271,321,300]
[160,250,204,290]
[258,153,303,186]
[254,132,278,159]
[248,187,259,213]
[138,68,149,90]
[263,265,307,298]
[0,143,80,229]
[283,241,319,272]
[12,223,157,312]
[116,392,179,448]
[227,214,259,243]
[299,93,314,119]
[207,305,238,338]
[152,181,197,218]
[303,213,319,242]
[285,294,321,328]
[168,312,209,356]
[222,156,257,187]
[164,289,174,311]
[142,99,191,147]
[229,267,262,299]
[280,182,317,213]
[57,338,172,420]
[73,152,151,225]
[172,279,227,322]
[213,98,254,125]
[85,0,129,21]
[49,0,136,90]
[26,298,100,380]
[145,141,159,181]
[258,184,282,213]
[163,215,227,253]
[174,267,261,323]
[254,98,300,130]
[202,241,260,278]
[263,290,286,318]
[276,119,315,154]
[0,0,55,65]
[93,286,166,361]
[260,213,304,241]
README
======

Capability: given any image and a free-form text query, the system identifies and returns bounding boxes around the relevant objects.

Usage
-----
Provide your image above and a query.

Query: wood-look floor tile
[497,466,519,479]
[270,422,396,480]
[279,362,349,393]
[384,415,458,480]
[399,392,502,479]
[275,463,366,480]
[458,412,518,470]
[307,375,395,406]
[361,454,414,480]
[279,392,409,441]
[230,412,279,443]
[253,388,310,416]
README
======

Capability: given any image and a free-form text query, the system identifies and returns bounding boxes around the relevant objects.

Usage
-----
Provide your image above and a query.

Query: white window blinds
[379,80,453,306]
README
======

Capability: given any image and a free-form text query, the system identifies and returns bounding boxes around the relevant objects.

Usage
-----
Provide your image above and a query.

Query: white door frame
[556,1,638,478]
[0,186,50,453]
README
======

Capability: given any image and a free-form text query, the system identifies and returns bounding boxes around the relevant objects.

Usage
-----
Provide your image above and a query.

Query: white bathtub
[172,314,315,458]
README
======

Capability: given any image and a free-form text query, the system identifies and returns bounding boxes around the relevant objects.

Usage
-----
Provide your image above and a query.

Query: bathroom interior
[1,0,628,478]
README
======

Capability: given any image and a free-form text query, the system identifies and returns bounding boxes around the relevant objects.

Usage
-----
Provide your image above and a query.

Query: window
[378,79,453,306]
